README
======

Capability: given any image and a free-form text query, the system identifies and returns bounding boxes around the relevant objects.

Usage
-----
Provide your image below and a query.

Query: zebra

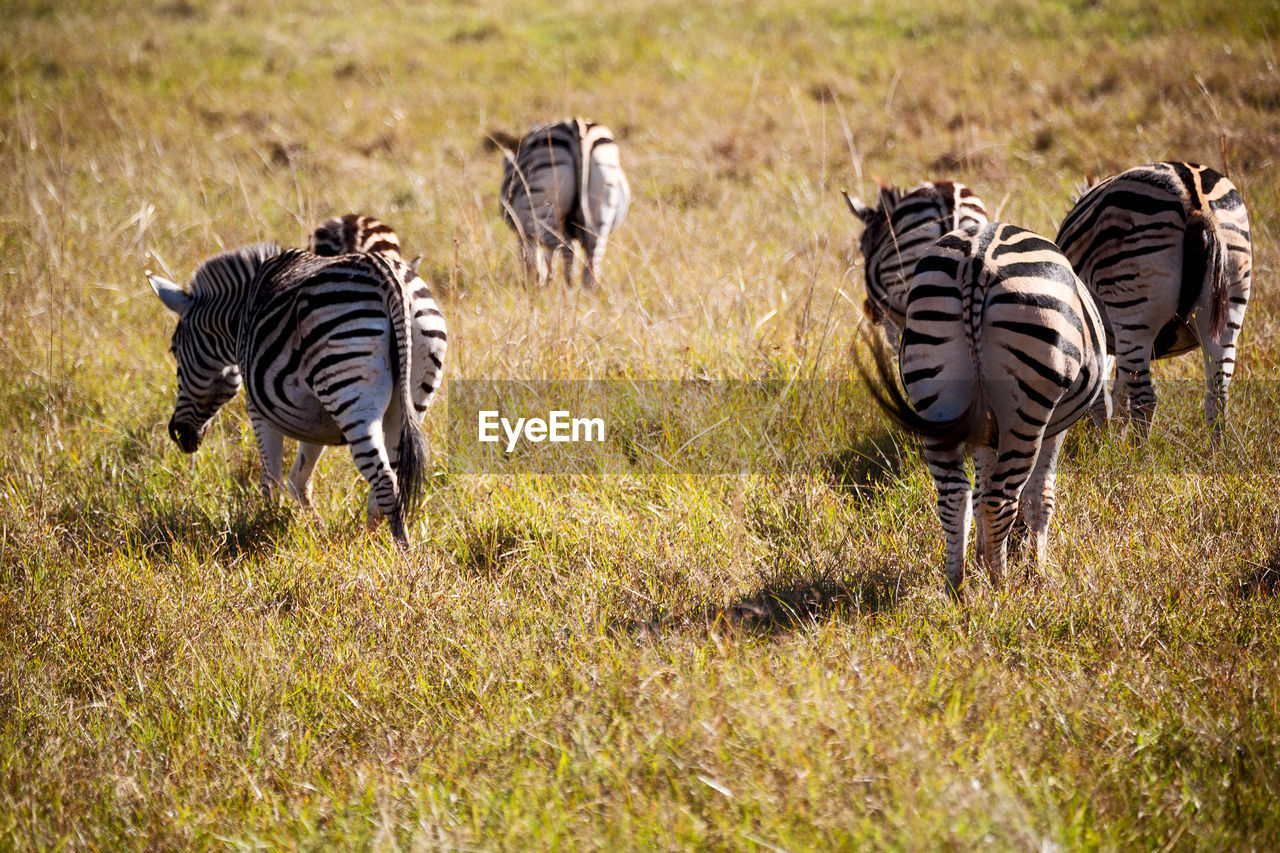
[860,222,1106,598]
[147,241,447,548]
[843,181,989,348]
[310,213,404,260]
[1054,161,1253,434]
[497,117,631,288]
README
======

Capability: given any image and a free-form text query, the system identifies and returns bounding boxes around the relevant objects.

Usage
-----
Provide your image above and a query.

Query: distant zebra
[498,117,631,288]
[310,213,404,261]
[843,181,989,347]
[148,242,447,548]
[1055,162,1253,433]
[861,223,1106,598]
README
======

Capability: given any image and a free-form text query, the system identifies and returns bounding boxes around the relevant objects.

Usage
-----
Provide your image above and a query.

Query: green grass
[3,0,1280,848]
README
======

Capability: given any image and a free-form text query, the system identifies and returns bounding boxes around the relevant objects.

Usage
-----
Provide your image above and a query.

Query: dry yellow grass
[2,0,1279,848]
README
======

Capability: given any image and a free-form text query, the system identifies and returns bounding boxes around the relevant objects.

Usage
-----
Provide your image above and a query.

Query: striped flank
[1055,161,1253,433]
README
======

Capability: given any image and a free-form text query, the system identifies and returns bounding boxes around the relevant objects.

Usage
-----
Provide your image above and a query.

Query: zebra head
[148,242,279,453]
[842,185,904,333]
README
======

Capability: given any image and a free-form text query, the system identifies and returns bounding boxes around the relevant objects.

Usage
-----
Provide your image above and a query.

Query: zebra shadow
[619,563,905,641]
[819,428,916,496]
[131,500,295,563]
[1237,545,1280,599]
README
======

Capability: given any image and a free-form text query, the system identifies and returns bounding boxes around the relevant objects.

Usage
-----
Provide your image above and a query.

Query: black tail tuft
[854,326,974,444]
[1183,208,1229,341]
[395,416,429,522]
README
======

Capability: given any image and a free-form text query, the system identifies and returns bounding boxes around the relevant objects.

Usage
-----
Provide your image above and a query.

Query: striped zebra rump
[310,213,404,261]
[860,222,1105,598]
[499,117,630,288]
[843,180,988,347]
[149,244,447,548]
[1055,161,1252,431]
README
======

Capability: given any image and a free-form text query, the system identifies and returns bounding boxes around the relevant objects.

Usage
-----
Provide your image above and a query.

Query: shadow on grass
[1236,546,1280,598]
[618,563,906,641]
[820,429,914,496]
[136,501,295,562]
[451,519,541,576]
[49,496,296,563]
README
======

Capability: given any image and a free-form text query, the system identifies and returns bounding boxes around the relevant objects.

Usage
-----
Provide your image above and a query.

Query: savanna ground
[3,0,1280,848]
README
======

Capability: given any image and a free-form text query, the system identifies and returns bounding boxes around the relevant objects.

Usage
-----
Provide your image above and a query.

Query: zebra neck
[200,287,256,367]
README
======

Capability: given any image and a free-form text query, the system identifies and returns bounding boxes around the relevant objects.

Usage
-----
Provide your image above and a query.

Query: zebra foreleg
[924,439,972,601]
[287,442,326,511]
[971,446,995,563]
[249,415,288,501]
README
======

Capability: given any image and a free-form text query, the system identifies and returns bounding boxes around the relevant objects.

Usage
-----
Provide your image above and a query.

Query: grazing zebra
[860,223,1106,598]
[310,213,404,261]
[498,117,630,288]
[148,242,447,548]
[843,181,989,347]
[1055,161,1253,433]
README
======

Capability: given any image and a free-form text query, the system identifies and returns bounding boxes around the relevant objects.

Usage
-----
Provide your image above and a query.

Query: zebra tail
[388,269,429,521]
[854,328,975,444]
[1184,208,1230,341]
[396,406,428,521]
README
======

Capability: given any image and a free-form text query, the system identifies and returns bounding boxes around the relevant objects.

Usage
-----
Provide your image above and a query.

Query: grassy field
[3,0,1280,848]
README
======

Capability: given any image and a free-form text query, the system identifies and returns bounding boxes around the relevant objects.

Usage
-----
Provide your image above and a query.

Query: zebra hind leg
[580,231,609,290]
[1199,324,1237,437]
[345,424,407,549]
[1119,358,1157,435]
[559,241,576,288]
[976,435,1044,589]
[1020,431,1066,576]
[923,439,972,601]
[1088,353,1116,426]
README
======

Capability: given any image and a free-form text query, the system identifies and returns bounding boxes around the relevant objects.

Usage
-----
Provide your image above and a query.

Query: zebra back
[848,181,988,332]
[309,214,403,261]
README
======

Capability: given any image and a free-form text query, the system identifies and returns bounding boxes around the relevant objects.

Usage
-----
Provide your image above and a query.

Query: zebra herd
[851,162,1252,597]
[147,117,1255,600]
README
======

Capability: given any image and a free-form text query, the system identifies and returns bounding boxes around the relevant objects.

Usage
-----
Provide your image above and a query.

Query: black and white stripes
[844,181,989,347]
[1055,161,1253,433]
[499,117,630,288]
[862,222,1106,597]
[310,213,404,261]
[148,232,447,548]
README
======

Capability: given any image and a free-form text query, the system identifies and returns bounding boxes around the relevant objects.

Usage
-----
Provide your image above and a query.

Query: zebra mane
[189,241,282,299]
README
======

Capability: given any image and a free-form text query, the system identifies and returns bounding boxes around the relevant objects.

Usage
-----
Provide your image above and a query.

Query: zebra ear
[877,183,900,211]
[841,189,872,221]
[148,270,191,318]
[409,255,423,274]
